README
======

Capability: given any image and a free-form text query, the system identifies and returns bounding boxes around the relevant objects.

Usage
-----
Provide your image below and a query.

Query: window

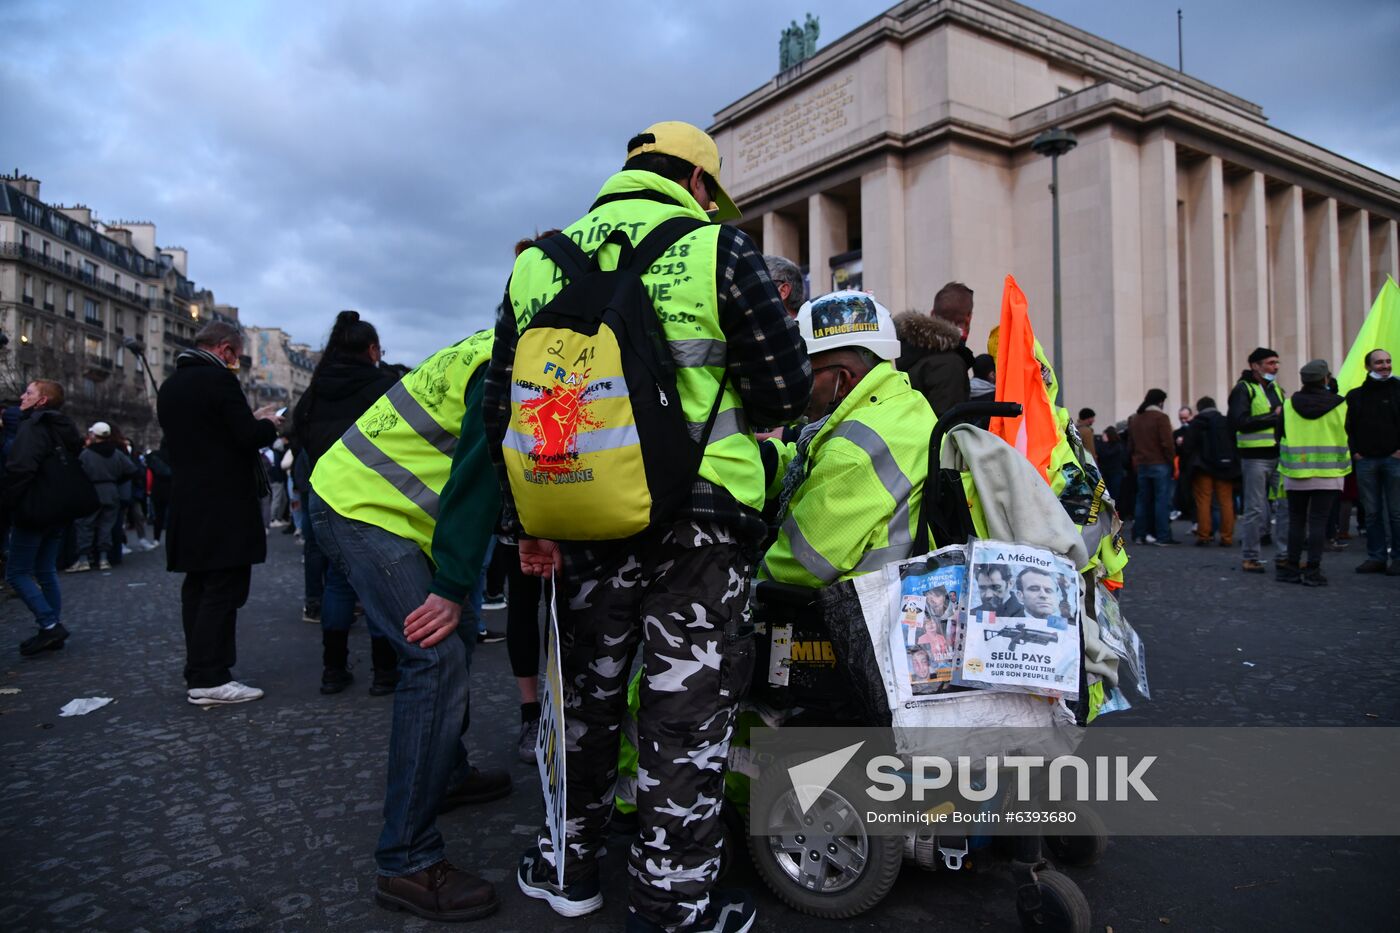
[43,322,54,344]
[42,240,50,258]
[65,290,75,316]
[82,260,97,281]
[22,274,33,303]
[84,297,101,325]
[63,249,72,267]
[43,282,53,308]
[64,329,75,353]
[150,315,158,332]
[114,273,122,291]
[148,285,157,300]
[21,318,34,343]
[21,230,30,248]
[85,335,102,357]
[116,345,125,368]
[1057,86,1073,98]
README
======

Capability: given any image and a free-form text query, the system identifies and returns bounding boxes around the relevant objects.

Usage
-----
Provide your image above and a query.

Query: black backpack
[503,217,727,541]
[1198,413,1239,477]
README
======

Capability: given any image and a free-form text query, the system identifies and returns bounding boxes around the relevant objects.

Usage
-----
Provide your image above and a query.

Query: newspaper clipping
[959,540,1081,699]
[888,544,968,703]
[1095,583,1150,700]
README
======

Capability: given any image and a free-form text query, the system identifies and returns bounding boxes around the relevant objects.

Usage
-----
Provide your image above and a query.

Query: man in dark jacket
[1345,348,1400,574]
[1228,347,1289,572]
[894,281,976,417]
[158,321,283,706]
[3,380,86,655]
[69,421,136,572]
[1183,396,1238,546]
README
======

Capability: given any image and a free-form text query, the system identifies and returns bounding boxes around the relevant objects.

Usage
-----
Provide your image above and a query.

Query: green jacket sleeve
[428,372,502,602]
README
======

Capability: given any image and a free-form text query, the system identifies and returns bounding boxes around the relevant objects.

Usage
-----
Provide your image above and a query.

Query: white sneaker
[138,538,156,551]
[1145,534,1159,544]
[269,519,289,529]
[188,681,265,706]
[121,545,134,556]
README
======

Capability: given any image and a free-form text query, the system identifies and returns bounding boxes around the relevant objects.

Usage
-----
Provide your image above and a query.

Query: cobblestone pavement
[2,526,1398,931]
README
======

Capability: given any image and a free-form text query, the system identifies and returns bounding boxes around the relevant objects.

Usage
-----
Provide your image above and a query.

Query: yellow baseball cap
[627,121,740,221]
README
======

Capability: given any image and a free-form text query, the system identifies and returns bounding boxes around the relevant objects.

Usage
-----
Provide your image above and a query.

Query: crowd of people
[2,118,1395,933]
[1102,346,1399,586]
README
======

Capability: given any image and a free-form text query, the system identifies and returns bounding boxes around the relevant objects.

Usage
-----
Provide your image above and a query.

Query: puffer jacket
[893,312,973,418]
[79,440,137,506]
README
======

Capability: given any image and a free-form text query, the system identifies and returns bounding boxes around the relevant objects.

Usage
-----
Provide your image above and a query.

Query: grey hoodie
[80,441,137,506]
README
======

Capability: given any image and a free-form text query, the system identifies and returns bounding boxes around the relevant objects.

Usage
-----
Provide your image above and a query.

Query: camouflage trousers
[537,520,755,929]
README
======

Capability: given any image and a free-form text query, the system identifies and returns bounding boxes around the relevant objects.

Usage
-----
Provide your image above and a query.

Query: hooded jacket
[292,358,399,467]
[1,409,85,517]
[79,439,137,506]
[893,312,973,418]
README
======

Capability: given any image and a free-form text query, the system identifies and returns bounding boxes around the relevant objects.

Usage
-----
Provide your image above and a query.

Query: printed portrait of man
[973,563,1023,617]
[1014,566,1069,630]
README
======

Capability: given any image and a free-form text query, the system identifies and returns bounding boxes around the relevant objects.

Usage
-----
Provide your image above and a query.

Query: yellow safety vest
[1236,381,1286,450]
[761,363,935,587]
[311,331,493,553]
[506,170,765,524]
[1279,398,1351,480]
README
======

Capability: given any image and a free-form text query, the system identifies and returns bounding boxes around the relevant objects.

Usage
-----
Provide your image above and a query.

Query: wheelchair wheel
[1016,869,1091,933]
[1043,805,1108,868]
[747,762,902,918]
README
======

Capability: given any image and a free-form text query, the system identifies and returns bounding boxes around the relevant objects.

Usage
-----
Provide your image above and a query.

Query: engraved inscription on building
[737,75,855,172]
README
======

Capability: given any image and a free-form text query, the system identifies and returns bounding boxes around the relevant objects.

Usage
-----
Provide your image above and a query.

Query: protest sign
[536,575,569,887]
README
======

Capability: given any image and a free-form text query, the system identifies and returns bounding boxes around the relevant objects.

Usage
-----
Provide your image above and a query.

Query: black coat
[893,312,973,417]
[292,358,398,467]
[0,409,85,522]
[157,353,278,573]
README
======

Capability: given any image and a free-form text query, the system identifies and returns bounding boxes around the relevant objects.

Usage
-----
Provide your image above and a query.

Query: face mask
[1262,372,1276,382]
[1370,370,1390,381]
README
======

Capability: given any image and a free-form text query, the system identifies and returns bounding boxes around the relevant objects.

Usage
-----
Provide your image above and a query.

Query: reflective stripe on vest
[1236,381,1285,449]
[761,365,934,587]
[311,331,492,552]
[1279,398,1350,479]
[507,170,765,514]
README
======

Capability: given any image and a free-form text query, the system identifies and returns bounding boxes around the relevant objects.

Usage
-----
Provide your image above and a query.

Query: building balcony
[43,301,54,311]
[84,355,113,378]
[21,293,33,305]
[1,242,152,307]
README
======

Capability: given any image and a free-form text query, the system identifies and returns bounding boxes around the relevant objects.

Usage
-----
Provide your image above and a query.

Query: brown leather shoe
[1242,559,1267,574]
[375,860,499,922]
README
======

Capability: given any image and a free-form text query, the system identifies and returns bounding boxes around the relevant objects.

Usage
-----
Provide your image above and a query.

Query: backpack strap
[533,232,591,283]
[629,217,709,275]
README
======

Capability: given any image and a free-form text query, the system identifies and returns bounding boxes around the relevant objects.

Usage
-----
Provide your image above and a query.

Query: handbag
[13,439,100,529]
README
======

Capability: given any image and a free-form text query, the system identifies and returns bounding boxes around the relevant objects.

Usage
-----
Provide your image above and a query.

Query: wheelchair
[728,402,1103,932]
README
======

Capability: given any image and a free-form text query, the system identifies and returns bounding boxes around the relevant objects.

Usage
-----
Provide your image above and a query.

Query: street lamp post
[123,336,161,403]
[1031,127,1077,398]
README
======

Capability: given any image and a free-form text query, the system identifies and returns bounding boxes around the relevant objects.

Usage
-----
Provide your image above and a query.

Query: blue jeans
[1134,463,1174,541]
[7,525,64,629]
[1356,455,1400,562]
[305,491,355,632]
[310,498,472,877]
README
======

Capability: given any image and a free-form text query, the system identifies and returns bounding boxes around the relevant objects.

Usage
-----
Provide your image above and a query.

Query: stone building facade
[709,0,1400,420]
[0,172,242,444]
[243,326,318,411]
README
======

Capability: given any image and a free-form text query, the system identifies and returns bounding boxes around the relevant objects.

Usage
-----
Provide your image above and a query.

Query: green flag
[1337,276,1400,395]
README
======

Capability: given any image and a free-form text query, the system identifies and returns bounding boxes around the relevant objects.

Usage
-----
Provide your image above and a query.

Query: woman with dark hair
[292,310,399,694]
[1096,425,1127,509]
[1129,388,1176,544]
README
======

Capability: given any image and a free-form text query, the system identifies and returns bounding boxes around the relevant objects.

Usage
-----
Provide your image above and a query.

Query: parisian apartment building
[0,171,311,444]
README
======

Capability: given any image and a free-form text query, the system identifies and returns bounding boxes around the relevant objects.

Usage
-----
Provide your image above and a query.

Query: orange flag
[989,275,1058,482]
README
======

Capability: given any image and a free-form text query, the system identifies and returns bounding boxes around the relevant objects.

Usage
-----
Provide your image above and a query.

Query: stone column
[1372,218,1400,294]
[860,156,907,313]
[761,212,800,265]
[1228,171,1270,364]
[1183,156,1228,404]
[808,193,848,298]
[1267,185,1307,368]
[1305,197,1342,367]
[1138,130,1182,409]
[1338,208,1371,348]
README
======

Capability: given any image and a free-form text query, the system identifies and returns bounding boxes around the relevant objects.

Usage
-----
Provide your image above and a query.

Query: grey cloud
[4,0,1395,366]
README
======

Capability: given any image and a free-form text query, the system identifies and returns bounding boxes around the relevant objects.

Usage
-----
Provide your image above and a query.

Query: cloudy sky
[4,0,1397,366]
